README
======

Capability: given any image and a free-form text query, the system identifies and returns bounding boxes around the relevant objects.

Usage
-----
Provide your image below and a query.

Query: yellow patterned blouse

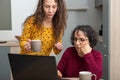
[20,16,62,56]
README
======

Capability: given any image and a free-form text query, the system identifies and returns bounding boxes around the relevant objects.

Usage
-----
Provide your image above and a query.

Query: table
[62,78,103,80]
[62,78,79,80]
[0,40,20,80]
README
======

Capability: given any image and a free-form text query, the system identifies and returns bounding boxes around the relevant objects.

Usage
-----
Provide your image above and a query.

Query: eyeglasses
[73,38,88,43]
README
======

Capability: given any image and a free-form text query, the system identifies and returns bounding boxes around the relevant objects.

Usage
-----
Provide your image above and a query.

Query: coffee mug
[79,71,96,80]
[31,40,41,52]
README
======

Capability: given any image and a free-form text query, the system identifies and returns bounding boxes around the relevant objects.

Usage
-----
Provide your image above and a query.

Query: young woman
[57,25,103,80]
[20,0,67,56]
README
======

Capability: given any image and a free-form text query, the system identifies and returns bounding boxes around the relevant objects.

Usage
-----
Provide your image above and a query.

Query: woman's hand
[57,70,62,79]
[81,44,92,55]
[24,39,32,51]
[54,42,63,50]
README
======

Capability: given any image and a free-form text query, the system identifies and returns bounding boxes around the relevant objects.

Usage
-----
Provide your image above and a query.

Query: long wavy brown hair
[25,0,67,42]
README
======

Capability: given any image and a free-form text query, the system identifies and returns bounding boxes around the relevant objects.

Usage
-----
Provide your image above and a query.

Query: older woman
[57,25,103,80]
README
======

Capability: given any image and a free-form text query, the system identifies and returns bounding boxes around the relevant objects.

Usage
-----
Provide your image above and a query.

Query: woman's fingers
[55,42,63,50]
[24,39,32,51]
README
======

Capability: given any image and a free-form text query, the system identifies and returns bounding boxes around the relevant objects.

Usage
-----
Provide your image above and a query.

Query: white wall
[0,0,38,40]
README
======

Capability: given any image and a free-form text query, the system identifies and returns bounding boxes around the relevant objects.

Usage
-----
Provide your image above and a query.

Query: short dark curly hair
[71,25,99,48]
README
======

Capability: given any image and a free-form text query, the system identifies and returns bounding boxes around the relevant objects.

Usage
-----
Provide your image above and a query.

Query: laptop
[8,54,60,80]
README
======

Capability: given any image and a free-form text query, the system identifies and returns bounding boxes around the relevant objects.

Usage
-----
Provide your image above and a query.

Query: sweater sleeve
[83,50,103,80]
[57,48,69,76]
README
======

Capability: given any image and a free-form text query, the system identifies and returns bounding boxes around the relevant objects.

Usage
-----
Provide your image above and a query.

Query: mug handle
[92,74,96,80]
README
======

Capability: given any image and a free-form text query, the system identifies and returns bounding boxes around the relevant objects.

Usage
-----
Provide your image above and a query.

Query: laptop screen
[8,54,59,80]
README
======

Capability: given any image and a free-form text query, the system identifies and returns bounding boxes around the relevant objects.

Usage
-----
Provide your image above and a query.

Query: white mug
[31,40,41,52]
[79,71,96,80]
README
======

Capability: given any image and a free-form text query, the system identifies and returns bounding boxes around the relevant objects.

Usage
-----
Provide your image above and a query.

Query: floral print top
[20,16,62,56]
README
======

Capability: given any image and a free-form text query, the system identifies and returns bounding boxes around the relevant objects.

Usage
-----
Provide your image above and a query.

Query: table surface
[62,78,103,80]
[62,78,79,80]
[0,40,19,47]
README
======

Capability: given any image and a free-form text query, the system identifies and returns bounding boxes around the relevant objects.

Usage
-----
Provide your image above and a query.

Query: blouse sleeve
[19,17,34,53]
[53,31,63,55]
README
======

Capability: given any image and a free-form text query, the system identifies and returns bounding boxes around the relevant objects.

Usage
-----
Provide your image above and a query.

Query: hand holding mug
[24,39,31,51]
